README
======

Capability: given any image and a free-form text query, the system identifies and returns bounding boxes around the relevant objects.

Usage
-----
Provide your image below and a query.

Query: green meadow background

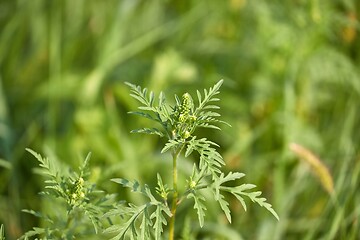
[0,0,359,239]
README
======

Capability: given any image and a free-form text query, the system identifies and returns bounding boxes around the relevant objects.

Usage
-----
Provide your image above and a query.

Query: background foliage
[0,0,359,239]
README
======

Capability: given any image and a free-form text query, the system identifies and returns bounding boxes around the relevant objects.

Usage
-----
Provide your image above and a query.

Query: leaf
[218,172,246,186]
[151,204,171,240]
[161,139,182,153]
[184,136,197,157]
[0,224,4,240]
[213,172,245,199]
[203,105,220,110]
[243,192,279,220]
[149,91,155,107]
[194,80,223,115]
[185,137,224,180]
[221,184,279,220]
[111,178,142,194]
[217,193,232,223]
[131,128,164,137]
[19,227,46,240]
[187,192,207,228]
[26,148,58,179]
[125,82,156,112]
[139,209,152,240]
[128,111,160,123]
[159,91,166,106]
[105,204,147,240]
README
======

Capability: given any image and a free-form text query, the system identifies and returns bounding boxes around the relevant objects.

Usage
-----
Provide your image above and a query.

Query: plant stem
[168,145,183,240]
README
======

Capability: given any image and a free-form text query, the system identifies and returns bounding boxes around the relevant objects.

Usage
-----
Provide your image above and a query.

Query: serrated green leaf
[184,136,197,157]
[129,93,148,106]
[131,128,164,137]
[203,105,220,110]
[196,90,202,104]
[200,111,221,117]
[174,94,181,106]
[161,139,182,153]
[128,111,160,122]
[140,209,152,240]
[20,227,46,239]
[149,91,155,107]
[218,172,246,186]
[233,183,257,192]
[194,80,223,115]
[126,82,158,113]
[138,106,155,111]
[159,91,166,106]
[221,184,279,220]
[241,192,279,220]
[111,178,141,193]
[151,205,170,240]
[105,204,147,240]
[187,192,207,228]
[217,194,232,223]
[144,185,158,203]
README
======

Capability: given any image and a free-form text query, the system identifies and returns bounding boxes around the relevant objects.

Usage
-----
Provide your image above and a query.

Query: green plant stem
[168,145,184,240]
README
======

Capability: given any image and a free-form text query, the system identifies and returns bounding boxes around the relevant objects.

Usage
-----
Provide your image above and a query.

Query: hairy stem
[168,144,184,240]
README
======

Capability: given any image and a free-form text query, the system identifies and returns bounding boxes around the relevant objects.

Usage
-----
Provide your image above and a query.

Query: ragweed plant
[105,80,278,240]
[20,149,115,239]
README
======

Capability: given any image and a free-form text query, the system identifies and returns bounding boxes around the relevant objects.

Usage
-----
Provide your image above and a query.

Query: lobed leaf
[217,193,232,223]
[26,148,58,179]
[106,204,147,240]
[139,209,152,240]
[126,82,157,112]
[187,192,207,228]
[194,80,223,115]
[220,184,279,220]
[111,178,142,194]
[161,139,182,153]
[151,204,171,240]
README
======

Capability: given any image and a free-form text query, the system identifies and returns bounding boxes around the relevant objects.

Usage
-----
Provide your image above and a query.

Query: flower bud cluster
[174,93,196,140]
[66,177,86,206]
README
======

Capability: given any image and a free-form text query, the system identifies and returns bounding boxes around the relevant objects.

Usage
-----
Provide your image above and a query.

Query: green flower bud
[180,93,193,118]
[189,180,196,189]
[183,130,191,139]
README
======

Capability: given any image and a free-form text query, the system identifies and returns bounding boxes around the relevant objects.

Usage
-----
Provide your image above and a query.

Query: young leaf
[194,80,223,115]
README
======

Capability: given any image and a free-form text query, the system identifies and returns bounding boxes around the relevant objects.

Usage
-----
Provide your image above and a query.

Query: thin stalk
[168,144,184,240]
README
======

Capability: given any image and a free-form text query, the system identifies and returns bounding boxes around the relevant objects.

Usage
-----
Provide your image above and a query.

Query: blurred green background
[1,0,360,239]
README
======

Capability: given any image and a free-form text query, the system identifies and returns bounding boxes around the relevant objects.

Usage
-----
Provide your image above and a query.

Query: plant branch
[168,144,184,240]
